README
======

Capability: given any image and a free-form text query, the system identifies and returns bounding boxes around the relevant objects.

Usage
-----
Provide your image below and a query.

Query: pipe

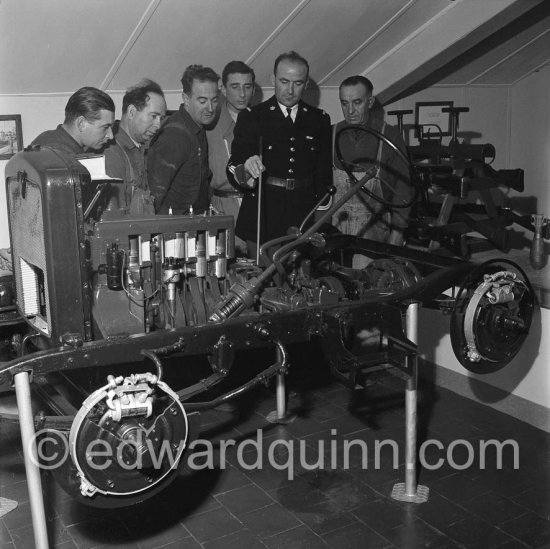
[14,371,49,549]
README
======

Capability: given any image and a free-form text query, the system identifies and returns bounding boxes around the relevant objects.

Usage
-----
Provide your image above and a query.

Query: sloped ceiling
[1,0,548,105]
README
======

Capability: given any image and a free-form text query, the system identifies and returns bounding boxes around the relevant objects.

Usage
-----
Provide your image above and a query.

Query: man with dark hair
[103,78,167,214]
[31,86,115,154]
[227,51,331,255]
[148,65,219,214]
[332,75,411,256]
[207,60,255,253]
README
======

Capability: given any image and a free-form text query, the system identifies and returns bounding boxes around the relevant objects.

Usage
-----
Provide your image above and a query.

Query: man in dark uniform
[227,51,332,255]
[31,87,115,155]
[147,65,219,215]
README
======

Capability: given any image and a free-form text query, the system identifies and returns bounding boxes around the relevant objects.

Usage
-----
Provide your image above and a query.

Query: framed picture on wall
[414,102,453,136]
[0,115,23,160]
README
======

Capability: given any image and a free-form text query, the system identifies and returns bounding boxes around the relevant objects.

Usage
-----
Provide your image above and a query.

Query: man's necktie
[286,107,293,124]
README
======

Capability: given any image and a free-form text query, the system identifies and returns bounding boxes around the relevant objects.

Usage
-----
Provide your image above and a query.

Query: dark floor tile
[9,524,36,549]
[430,471,492,502]
[2,500,55,532]
[322,522,392,549]
[0,518,13,545]
[297,468,378,511]
[498,511,550,547]
[240,459,297,491]
[493,541,530,549]
[182,506,244,543]
[202,528,268,548]
[353,497,417,534]
[461,491,529,525]
[353,462,403,498]
[441,515,518,548]
[275,477,330,510]
[382,517,461,548]
[0,480,29,504]
[52,541,79,549]
[413,492,473,530]
[263,524,328,548]
[511,486,550,519]
[153,539,202,549]
[239,502,301,538]
[121,508,190,549]
[64,516,133,549]
[288,500,358,536]
[216,483,274,516]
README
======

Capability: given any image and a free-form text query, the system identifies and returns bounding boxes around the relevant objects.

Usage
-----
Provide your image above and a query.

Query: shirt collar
[116,125,141,149]
[277,102,298,121]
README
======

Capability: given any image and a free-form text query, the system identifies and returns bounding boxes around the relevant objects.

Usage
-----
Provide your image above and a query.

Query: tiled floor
[1,351,549,548]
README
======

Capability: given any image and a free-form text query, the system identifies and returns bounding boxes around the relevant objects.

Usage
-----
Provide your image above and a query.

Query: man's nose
[346,104,354,115]
[106,127,114,140]
[289,82,295,94]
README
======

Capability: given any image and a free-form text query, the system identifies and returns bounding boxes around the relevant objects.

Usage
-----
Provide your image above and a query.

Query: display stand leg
[266,345,296,424]
[391,302,429,503]
[14,371,50,548]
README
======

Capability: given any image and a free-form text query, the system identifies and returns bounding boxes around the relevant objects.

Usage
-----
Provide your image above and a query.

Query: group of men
[30,51,411,256]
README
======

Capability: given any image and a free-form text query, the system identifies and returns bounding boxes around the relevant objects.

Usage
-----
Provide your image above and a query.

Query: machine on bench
[388,106,549,267]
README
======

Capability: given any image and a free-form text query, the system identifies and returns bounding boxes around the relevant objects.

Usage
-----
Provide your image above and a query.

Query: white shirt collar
[277,102,298,122]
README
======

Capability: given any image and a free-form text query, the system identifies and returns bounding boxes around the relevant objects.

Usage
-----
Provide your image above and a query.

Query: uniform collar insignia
[270,106,276,110]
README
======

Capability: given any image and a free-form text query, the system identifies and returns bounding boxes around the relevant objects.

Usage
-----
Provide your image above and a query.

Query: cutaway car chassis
[0,128,535,549]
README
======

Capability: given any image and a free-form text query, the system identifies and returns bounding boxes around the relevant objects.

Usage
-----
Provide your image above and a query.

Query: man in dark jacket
[227,51,332,254]
[31,87,115,155]
[147,65,219,214]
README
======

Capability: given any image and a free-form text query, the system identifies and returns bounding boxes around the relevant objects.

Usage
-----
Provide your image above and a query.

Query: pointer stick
[256,136,263,265]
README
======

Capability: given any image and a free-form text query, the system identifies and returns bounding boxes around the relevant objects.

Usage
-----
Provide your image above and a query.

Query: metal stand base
[391,302,430,505]
[391,482,429,503]
[265,369,296,424]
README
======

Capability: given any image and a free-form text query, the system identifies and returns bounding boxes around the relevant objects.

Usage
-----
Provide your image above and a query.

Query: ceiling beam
[99,0,162,90]
[372,0,546,105]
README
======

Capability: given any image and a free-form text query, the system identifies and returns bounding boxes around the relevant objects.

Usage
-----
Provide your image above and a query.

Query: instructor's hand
[244,155,265,182]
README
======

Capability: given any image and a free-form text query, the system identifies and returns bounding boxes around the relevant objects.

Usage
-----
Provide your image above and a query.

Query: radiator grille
[8,179,51,336]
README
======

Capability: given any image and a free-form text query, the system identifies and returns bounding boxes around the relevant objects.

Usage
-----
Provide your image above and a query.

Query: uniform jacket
[30,125,85,155]
[228,95,331,243]
[147,105,211,214]
[206,100,236,193]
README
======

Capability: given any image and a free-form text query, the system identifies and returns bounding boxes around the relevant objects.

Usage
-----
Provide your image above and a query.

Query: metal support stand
[266,345,296,424]
[391,302,429,503]
[14,371,50,548]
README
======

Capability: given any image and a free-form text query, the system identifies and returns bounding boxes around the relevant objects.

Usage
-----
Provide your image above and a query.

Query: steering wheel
[334,124,419,209]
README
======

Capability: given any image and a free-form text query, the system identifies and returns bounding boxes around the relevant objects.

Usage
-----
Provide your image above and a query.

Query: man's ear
[220,85,227,99]
[270,73,275,87]
[127,104,137,119]
[368,96,376,109]
[182,92,188,106]
[76,116,87,132]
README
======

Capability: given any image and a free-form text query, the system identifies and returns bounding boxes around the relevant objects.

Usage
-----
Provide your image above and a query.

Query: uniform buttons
[290,147,295,152]
[288,169,294,174]
[290,137,296,142]
[289,158,295,163]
